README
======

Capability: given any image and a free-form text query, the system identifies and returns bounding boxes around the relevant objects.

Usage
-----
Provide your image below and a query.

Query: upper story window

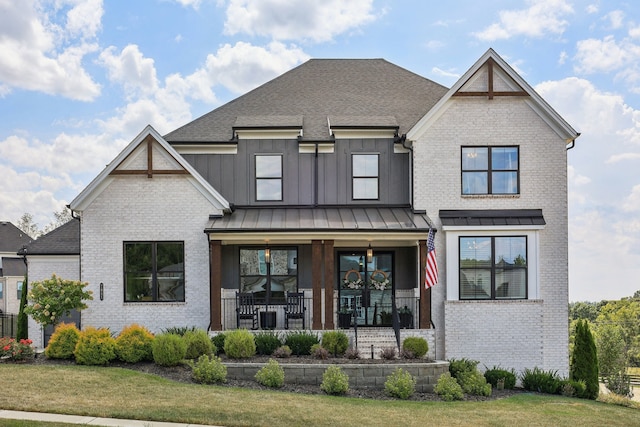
[462,147,519,195]
[124,241,185,302]
[352,154,379,200]
[16,281,23,300]
[459,236,527,300]
[256,155,283,201]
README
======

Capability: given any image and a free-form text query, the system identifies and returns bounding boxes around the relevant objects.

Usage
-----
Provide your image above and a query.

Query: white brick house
[30,49,578,375]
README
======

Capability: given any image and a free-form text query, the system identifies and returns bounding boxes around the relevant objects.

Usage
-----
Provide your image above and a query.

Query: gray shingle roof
[0,222,32,252]
[164,59,448,143]
[206,207,433,233]
[24,219,80,255]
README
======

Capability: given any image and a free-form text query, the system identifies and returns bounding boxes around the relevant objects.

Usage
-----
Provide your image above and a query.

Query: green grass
[0,365,639,427]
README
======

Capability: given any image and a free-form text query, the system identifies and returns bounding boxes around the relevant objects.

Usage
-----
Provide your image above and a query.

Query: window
[256,155,282,201]
[459,236,527,300]
[352,154,379,199]
[16,281,23,300]
[240,247,297,304]
[124,242,184,302]
[462,147,519,195]
[0,281,3,299]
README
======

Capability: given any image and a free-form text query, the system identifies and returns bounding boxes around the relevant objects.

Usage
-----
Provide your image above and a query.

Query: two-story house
[28,49,578,375]
[0,221,31,315]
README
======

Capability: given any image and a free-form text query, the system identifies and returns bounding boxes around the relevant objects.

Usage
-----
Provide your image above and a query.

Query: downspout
[68,205,82,282]
[566,133,580,150]
[396,134,413,208]
[314,142,319,207]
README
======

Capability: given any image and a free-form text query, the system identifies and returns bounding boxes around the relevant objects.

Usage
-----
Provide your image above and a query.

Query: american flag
[425,228,438,288]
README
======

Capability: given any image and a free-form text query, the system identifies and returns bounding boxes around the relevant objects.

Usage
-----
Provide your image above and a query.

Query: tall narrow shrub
[570,319,599,399]
[17,275,28,340]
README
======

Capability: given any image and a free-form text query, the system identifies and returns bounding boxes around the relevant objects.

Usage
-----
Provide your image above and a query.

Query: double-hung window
[124,242,185,302]
[459,236,527,300]
[240,247,297,304]
[256,155,283,201]
[352,154,379,200]
[462,146,519,195]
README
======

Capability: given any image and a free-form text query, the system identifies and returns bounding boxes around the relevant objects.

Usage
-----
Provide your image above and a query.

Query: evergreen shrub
[45,322,80,360]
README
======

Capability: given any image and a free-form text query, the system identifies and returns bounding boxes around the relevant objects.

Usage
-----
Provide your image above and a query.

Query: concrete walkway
[0,409,223,426]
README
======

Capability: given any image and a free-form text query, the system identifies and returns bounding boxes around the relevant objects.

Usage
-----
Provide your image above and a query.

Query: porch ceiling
[205,207,433,244]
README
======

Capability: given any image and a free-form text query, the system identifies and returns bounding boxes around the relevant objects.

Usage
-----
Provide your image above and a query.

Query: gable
[70,125,230,213]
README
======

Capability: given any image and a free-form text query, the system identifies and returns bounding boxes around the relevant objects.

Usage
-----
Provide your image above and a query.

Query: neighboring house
[23,219,81,345]
[32,49,579,376]
[0,221,31,314]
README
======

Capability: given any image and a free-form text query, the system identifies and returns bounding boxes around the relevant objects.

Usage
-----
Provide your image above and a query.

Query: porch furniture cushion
[284,292,306,329]
[236,292,259,330]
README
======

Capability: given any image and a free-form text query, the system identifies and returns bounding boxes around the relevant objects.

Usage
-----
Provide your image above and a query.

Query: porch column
[311,240,323,330]
[323,240,335,329]
[419,239,432,329]
[209,240,222,331]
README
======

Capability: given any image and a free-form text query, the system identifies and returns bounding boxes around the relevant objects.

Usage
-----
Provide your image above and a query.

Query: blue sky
[1,0,639,302]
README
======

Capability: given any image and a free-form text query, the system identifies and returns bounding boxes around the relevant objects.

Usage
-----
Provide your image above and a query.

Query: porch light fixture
[367,243,373,263]
[264,246,271,263]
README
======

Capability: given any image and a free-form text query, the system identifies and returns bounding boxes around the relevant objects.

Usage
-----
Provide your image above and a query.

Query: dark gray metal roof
[0,222,32,252]
[1,257,25,277]
[206,207,433,233]
[165,59,448,143]
[24,219,80,255]
[439,209,546,226]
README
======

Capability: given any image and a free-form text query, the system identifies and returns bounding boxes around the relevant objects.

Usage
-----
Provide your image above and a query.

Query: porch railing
[220,295,419,331]
[0,313,18,338]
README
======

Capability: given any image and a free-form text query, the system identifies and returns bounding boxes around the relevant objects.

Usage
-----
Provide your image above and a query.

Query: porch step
[350,328,399,359]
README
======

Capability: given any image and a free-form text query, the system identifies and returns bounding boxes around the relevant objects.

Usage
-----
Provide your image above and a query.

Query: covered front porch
[206,207,434,332]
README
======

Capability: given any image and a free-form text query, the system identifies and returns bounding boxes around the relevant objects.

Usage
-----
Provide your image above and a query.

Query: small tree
[570,319,599,399]
[24,274,93,328]
[16,273,29,340]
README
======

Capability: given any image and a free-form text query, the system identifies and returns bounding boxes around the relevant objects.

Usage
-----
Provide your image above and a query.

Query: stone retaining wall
[225,361,449,393]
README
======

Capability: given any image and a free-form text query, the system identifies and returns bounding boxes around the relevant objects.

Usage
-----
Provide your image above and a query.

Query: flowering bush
[1,337,34,361]
[25,274,93,327]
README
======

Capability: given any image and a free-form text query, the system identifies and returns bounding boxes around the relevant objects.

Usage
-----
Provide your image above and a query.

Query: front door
[338,252,393,326]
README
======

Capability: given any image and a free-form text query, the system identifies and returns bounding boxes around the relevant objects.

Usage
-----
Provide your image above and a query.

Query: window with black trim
[462,147,519,195]
[459,236,527,300]
[124,242,185,302]
[240,247,297,304]
[352,154,379,200]
[16,281,22,300]
[256,155,282,201]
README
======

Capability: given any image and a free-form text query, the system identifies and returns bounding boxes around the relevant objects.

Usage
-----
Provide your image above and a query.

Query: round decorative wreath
[342,269,364,289]
[369,269,390,290]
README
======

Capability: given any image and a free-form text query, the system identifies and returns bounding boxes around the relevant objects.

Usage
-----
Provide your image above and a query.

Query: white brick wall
[413,96,569,375]
[79,174,223,338]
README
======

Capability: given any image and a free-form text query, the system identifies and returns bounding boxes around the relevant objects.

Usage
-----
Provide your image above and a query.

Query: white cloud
[630,25,640,39]
[605,10,625,29]
[622,184,640,212]
[431,67,460,80]
[99,45,159,98]
[586,4,599,14]
[173,0,203,9]
[473,0,574,41]
[574,35,640,74]
[223,0,377,42]
[0,0,102,101]
[558,51,568,65]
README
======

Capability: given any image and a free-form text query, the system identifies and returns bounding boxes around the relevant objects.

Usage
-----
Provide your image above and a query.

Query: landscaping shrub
[45,322,80,360]
[162,326,199,336]
[521,367,561,394]
[211,333,226,355]
[152,333,187,366]
[311,344,329,360]
[558,378,587,398]
[0,337,34,361]
[320,366,349,395]
[448,357,479,380]
[183,329,214,359]
[570,319,599,399]
[379,346,397,360]
[254,331,282,356]
[605,372,633,398]
[74,327,116,365]
[483,367,517,390]
[458,369,492,396]
[384,368,416,399]
[321,331,349,356]
[402,337,428,359]
[224,329,256,359]
[255,359,285,388]
[115,324,154,363]
[344,347,360,360]
[190,355,227,384]
[434,372,464,401]
[284,331,319,356]
[272,345,292,358]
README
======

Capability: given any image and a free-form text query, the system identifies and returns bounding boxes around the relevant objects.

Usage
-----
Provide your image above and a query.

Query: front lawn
[0,364,638,427]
